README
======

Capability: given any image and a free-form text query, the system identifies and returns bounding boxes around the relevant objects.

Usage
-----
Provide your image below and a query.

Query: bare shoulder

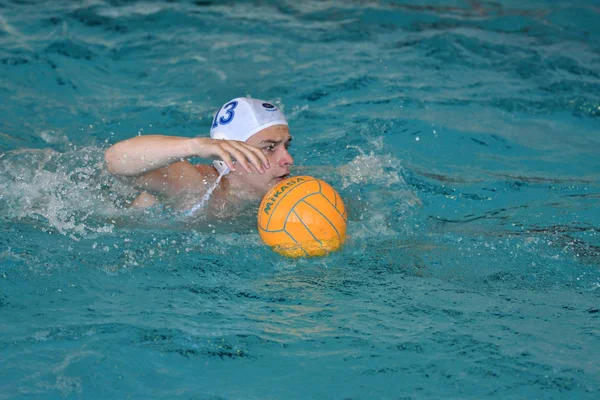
[130,161,219,208]
[193,163,217,177]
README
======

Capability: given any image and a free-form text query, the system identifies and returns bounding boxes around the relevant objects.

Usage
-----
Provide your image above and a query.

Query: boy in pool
[104,98,294,215]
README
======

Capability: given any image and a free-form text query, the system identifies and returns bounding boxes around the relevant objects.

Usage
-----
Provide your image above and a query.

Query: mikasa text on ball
[257,176,347,258]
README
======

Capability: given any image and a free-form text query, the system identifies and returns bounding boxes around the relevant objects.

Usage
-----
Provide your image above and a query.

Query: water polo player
[104,98,294,214]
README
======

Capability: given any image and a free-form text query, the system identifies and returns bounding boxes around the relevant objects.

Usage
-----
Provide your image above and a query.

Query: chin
[254,176,289,199]
[269,175,289,186]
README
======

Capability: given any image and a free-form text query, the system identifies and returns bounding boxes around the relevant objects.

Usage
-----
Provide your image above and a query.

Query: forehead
[248,124,291,144]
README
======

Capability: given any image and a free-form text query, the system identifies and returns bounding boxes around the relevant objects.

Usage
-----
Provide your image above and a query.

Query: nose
[278,148,294,168]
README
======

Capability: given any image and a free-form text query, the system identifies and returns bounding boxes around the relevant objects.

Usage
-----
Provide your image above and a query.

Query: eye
[264,144,276,152]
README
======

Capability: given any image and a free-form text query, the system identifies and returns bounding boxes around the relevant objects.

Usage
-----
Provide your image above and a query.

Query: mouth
[275,173,290,181]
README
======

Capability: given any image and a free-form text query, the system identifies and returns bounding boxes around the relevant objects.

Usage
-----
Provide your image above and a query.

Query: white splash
[0,147,133,238]
[185,166,229,217]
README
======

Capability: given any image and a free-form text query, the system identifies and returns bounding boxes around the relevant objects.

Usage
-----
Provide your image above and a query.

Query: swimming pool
[1,0,599,398]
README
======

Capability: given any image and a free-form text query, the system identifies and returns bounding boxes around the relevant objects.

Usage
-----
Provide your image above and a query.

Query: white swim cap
[210,97,288,174]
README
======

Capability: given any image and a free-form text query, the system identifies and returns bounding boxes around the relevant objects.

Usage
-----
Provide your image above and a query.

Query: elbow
[104,146,120,175]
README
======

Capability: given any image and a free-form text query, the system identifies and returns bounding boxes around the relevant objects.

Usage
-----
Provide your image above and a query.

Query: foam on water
[0,146,128,238]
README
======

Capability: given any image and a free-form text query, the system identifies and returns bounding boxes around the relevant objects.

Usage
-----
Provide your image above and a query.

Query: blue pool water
[1,1,599,398]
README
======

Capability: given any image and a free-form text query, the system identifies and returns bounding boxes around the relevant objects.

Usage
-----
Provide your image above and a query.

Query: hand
[194,138,269,174]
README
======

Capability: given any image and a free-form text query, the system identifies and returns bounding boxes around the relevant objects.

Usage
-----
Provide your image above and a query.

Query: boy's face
[240,124,294,197]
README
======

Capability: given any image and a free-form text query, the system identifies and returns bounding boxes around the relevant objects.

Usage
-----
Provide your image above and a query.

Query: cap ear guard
[213,160,231,175]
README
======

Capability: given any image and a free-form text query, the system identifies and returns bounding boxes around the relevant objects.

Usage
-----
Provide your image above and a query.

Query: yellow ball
[258,176,347,258]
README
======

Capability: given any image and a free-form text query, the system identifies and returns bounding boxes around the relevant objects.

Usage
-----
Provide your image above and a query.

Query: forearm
[104,135,203,177]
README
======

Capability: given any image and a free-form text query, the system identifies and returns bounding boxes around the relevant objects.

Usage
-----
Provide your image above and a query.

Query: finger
[247,144,270,169]
[230,142,267,172]
[222,144,254,174]
[230,141,269,169]
[228,142,265,173]
[214,148,236,172]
